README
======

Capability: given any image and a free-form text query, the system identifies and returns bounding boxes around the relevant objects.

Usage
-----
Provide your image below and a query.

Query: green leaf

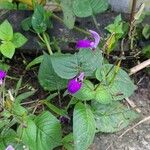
[96,64,137,100]
[32,5,51,33]
[17,118,37,150]
[62,133,74,150]
[43,100,67,116]
[142,44,150,57]
[51,48,103,79]
[73,0,92,17]
[0,20,13,41]
[18,111,62,150]
[0,2,17,10]
[15,76,23,97]
[73,102,96,150]
[0,119,10,129]
[73,80,95,101]
[26,55,43,70]
[34,111,62,150]
[21,17,32,31]
[92,101,139,133]
[142,24,150,39]
[15,90,36,103]
[77,48,103,76]
[12,32,27,48]
[51,53,78,79]
[95,85,113,104]
[61,0,75,29]
[0,41,15,58]
[74,81,113,104]
[38,54,67,91]
[89,0,109,15]
[18,3,28,10]
[105,15,124,35]
[0,63,10,71]
[0,129,17,149]
[73,0,108,17]
[12,103,28,116]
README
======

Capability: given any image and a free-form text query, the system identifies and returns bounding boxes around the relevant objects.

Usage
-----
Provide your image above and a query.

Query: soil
[91,73,150,150]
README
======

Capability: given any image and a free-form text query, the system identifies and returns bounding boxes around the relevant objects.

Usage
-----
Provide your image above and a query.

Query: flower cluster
[67,30,100,94]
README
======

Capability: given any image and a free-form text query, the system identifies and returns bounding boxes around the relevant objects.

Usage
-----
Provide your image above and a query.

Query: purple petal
[5,145,15,150]
[89,30,100,49]
[67,72,85,94]
[67,79,82,94]
[0,70,6,79]
[76,40,92,48]
[0,70,6,85]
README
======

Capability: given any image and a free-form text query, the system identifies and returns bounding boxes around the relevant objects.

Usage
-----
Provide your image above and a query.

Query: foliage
[61,0,75,29]
[105,15,129,53]
[60,0,108,29]
[73,102,96,150]
[73,0,108,18]
[0,2,141,150]
[142,24,150,39]
[92,101,138,133]
[0,20,27,58]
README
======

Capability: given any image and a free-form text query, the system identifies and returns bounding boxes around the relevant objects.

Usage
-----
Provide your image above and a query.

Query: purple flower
[76,40,92,48]
[5,145,15,150]
[76,30,100,50]
[67,72,84,94]
[0,70,6,85]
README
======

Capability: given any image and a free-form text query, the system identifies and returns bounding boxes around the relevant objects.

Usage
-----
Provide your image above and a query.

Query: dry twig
[125,97,141,113]
[129,59,150,75]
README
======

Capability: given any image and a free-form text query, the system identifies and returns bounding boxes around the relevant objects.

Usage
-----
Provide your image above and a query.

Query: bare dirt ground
[91,74,150,150]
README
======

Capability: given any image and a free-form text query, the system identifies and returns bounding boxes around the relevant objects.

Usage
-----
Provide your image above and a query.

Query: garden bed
[0,1,150,150]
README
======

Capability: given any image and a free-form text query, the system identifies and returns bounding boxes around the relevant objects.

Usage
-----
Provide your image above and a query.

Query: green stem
[42,33,53,55]
[52,14,91,36]
[92,15,100,32]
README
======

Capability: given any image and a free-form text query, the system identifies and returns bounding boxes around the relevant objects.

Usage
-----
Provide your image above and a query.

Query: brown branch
[129,59,150,75]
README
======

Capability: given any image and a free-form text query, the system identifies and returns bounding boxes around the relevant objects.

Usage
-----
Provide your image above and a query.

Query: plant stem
[52,13,91,36]
[42,32,53,55]
[92,15,100,33]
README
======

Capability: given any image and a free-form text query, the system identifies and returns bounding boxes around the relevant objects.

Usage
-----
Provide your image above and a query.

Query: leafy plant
[0,20,27,58]
[0,2,141,150]
[38,48,139,149]
[105,15,129,53]
[21,4,53,54]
